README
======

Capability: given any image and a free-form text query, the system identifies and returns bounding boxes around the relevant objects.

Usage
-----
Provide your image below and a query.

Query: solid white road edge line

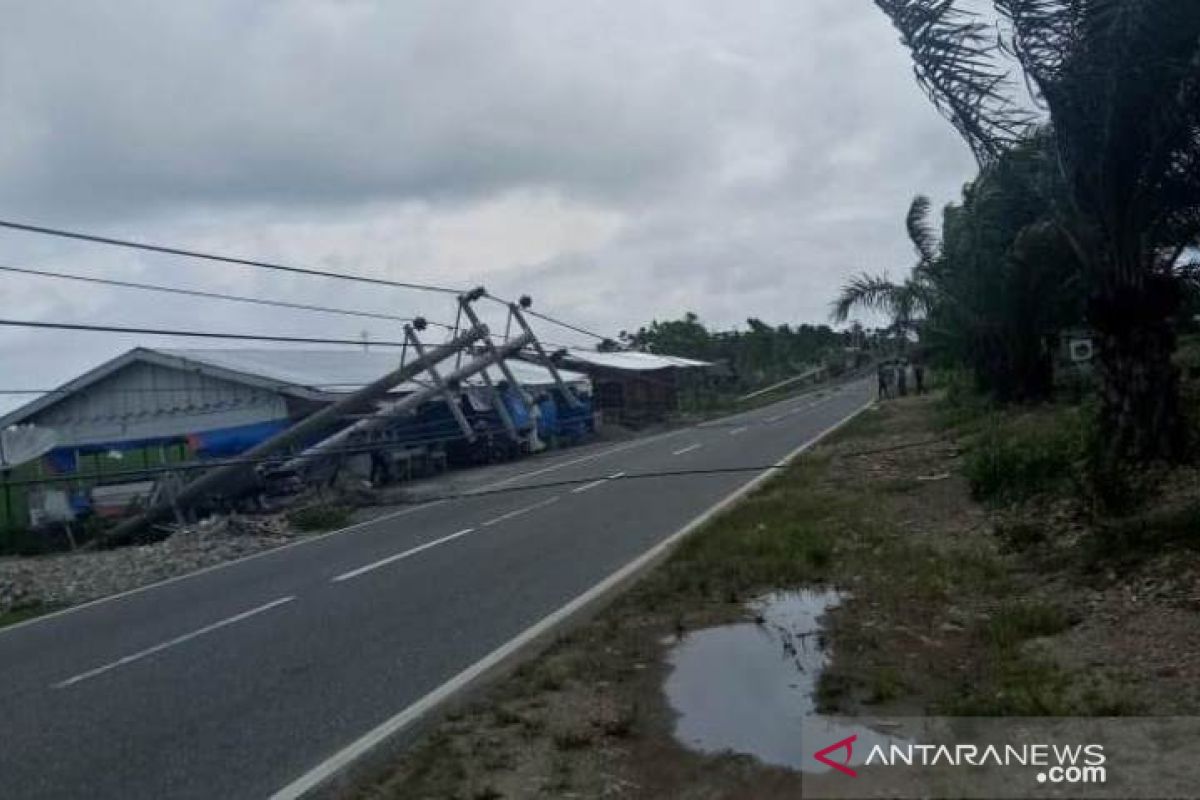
[267,391,875,800]
[672,444,702,456]
[0,502,443,639]
[332,528,477,583]
[53,595,296,689]
[728,426,749,436]
[480,496,561,528]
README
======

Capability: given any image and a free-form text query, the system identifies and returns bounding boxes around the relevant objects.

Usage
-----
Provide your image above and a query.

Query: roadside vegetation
[0,603,51,630]
[357,382,1200,798]
[836,1,1200,481]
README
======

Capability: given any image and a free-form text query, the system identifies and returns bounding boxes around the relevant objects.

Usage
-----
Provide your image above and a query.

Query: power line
[0,368,586,397]
[0,319,410,347]
[1,447,789,492]
[489,298,609,342]
[524,308,608,341]
[0,217,615,348]
[0,264,455,329]
[0,416,587,487]
[0,218,464,296]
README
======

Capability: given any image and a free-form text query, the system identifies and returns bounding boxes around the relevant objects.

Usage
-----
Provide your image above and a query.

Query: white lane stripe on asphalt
[332,528,476,583]
[0,501,444,640]
[672,444,702,456]
[53,595,296,689]
[268,392,876,800]
[729,426,748,436]
[480,496,560,528]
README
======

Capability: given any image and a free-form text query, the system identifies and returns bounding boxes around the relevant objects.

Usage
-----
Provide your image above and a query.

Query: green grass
[286,504,352,532]
[986,601,1072,650]
[963,407,1089,504]
[655,459,849,599]
[0,604,50,629]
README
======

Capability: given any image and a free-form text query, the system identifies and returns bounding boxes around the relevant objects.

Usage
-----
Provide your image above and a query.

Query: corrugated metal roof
[156,348,589,394]
[559,349,710,371]
[0,347,590,431]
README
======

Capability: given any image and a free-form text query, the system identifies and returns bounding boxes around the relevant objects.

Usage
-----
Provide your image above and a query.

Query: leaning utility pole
[279,331,534,474]
[105,325,489,543]
[508,296,581,408]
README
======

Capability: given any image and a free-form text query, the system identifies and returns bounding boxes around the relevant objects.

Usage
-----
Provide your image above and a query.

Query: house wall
[27,360,290,448]
[586,368,679,425]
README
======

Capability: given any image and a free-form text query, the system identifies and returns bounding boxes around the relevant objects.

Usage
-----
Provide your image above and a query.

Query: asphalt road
[0,379,873,799]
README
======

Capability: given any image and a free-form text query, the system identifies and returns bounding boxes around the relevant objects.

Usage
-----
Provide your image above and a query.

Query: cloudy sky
[0,0,976,410]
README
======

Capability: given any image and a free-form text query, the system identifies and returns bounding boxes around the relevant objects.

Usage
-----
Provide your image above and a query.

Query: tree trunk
[1089,276,1187,465]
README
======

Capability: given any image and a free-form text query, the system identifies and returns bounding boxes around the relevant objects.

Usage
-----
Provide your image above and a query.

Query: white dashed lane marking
[54,595,296,688]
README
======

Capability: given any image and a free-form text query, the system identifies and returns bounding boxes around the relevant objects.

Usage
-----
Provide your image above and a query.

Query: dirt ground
[351,393,1200,799]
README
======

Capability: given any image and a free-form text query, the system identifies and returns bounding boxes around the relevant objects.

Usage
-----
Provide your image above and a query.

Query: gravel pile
[0,514,301,615]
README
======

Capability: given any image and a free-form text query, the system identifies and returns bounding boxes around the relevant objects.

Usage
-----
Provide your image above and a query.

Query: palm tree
[874,0,1200,463]
[831,196,938,347]
[926,134,1083,401]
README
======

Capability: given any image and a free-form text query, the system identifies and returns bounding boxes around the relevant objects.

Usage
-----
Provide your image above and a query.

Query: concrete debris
[0,513,301,615]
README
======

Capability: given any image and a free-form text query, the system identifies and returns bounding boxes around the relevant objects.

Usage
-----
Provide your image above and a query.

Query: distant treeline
[599,312,861,386]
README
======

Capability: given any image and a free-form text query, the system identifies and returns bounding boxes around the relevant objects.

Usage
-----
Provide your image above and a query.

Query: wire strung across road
[0,217,616,346]
[0,264,456,329]
[520,307,609,342]
[0,219,463,296]
[0,449,801,492]
[0,319,412,347]
[0,396,876,491]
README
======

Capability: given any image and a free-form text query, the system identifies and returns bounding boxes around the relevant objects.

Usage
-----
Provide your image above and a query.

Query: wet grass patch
[286,504,352,532]
[0,603,51,629]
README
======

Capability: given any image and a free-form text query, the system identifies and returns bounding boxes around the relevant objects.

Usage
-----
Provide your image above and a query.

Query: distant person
[877,362,891,399]
[913,362,926,395]
[896,360,908,396]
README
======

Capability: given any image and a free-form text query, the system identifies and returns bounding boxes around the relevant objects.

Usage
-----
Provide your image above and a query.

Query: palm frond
[875,0,1039,164]
[829,273,903,323]
[906,195,940,265]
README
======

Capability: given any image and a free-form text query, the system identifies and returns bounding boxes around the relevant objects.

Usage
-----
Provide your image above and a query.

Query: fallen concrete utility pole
[280,331,535,473]
[105,325,489,543]
[507,299,582,408]
[460,290,533,411]
[405,324,475,442]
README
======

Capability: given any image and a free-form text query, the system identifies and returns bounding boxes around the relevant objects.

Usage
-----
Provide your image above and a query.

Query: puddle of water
[664,589,901,773]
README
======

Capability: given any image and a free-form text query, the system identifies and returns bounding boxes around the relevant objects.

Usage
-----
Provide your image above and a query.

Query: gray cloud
[0,0,976,409]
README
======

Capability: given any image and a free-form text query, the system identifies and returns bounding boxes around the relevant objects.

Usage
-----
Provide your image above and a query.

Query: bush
[935,369,995,432]
[1090,500,1200,559]
[964,408,1089,503]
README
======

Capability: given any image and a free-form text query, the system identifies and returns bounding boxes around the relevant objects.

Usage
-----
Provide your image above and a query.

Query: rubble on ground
[0,513,302,615]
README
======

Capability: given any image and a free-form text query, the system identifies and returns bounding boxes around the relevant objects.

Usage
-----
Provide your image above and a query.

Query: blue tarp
[188,419,291,457]
[42,419,293,472]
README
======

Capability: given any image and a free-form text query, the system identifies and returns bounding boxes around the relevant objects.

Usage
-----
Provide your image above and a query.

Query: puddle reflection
[664,589,902,772]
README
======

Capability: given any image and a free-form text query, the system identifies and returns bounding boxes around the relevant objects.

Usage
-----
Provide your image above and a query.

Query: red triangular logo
[814,734,858,777]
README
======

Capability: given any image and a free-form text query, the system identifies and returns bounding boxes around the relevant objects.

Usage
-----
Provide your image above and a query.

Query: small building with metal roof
[541,348,714,426]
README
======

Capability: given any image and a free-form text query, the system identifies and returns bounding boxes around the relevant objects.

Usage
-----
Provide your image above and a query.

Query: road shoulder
[351,392,1190,799]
